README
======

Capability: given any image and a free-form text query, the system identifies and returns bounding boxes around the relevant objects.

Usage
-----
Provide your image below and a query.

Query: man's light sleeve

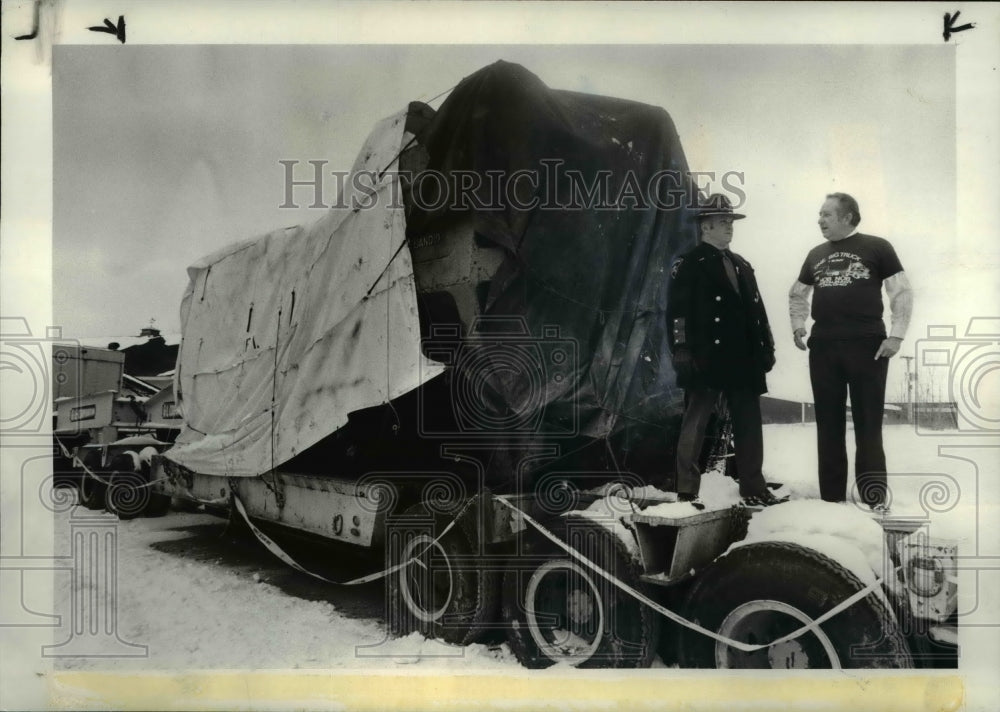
[884,271,913,340]
[788,280,812,332]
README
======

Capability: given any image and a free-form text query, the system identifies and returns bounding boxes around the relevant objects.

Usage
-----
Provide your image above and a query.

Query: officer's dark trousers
[808,337,889,506]
[676,387,767,498]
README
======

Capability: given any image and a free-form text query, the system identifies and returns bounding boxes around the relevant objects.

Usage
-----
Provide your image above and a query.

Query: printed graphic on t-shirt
[812,251,871,287]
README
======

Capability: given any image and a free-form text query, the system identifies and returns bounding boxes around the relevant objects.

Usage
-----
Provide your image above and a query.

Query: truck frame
[146,450,957,669]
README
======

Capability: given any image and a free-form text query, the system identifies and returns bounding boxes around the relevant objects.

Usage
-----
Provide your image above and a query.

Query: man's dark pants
[676,387,767,498]
[808,337,889,506]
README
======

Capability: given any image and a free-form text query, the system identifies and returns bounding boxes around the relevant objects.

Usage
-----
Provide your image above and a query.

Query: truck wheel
[77,449,108,510]
[144,489,172,517]
[388,503,500,646]
[140,462,171,517]
[78,471,108,510]
[104,452,149,520]
[677,541,912,669]
[502,514,658,669]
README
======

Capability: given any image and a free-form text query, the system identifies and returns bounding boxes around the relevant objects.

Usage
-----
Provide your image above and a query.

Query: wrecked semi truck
[141,62,956,669]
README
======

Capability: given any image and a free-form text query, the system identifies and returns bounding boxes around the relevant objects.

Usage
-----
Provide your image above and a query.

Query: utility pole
[901,355,914,424]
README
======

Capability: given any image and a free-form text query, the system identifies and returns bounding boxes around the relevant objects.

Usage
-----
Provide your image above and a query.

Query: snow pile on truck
[729,500,886,585]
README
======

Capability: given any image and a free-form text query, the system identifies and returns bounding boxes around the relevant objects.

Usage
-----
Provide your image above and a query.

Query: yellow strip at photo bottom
[50,671,963,711]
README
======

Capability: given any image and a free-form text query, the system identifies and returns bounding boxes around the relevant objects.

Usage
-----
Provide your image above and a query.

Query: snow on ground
[49,424,991,671]
[51,508,518,671]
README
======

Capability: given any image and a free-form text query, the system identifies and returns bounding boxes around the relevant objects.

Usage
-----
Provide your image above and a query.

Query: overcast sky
[52,43,973,400]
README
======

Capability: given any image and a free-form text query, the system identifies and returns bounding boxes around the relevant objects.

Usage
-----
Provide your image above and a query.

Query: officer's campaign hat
[696,193,746,220]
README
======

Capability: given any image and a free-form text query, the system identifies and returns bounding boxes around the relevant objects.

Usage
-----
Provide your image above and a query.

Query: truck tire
[677,541,912,669]
[144,489,172,517]
[78,472,108,510]
[104,452,150,520]
[388,503,500,646]
[140,462,172,517]
[502,514,658,669]
[77,451,107,510]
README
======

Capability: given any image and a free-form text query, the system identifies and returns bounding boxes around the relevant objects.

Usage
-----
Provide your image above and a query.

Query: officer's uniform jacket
[666,241,775,394]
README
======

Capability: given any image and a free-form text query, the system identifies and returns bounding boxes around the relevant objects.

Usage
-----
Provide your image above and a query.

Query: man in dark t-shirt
[788,193,913,513]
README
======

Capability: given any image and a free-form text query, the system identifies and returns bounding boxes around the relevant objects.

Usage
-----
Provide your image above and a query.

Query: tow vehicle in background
[52,332,180,517]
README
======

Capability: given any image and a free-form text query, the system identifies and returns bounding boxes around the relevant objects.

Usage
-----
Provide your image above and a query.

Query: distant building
[881,402,906,425]
[78,327,179,378]
[121,328,179,378]
[759,397,958,428]
[760,396,815,424]
[890,401,960,430]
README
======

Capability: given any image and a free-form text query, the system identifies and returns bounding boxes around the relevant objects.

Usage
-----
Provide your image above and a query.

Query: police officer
[667,194,783,508]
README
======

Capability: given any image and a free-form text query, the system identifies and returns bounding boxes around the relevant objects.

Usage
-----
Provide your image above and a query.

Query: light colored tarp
[166,111,445,477]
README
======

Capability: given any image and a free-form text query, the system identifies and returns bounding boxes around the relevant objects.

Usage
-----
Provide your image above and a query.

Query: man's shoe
[870,502,891,515]
[678,492,706,511]
[742,490,790,508]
